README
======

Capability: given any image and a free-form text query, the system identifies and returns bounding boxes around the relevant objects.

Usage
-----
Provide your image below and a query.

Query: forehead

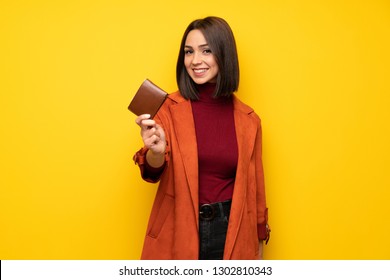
[185,29,208,46]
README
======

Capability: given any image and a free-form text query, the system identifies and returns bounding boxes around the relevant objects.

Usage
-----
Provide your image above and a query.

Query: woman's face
[184,29,219,84]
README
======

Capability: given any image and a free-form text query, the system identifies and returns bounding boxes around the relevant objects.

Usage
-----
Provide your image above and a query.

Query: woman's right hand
[135,114,167,163]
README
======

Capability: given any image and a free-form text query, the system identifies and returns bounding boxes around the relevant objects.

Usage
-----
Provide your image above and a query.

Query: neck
[196,82,216,95]
[195,83,219,103]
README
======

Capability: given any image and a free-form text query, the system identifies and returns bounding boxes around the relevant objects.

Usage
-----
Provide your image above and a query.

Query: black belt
[199,200,232,221]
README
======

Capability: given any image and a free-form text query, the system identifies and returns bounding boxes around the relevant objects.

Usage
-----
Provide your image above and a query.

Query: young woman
[133,16,270,260]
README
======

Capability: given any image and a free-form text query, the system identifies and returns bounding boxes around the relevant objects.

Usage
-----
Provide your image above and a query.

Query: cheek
[184,57,191,69]
[184,60,194,76]
[206,57,218,69]
[211,59,218,69]
[210,61,219,74]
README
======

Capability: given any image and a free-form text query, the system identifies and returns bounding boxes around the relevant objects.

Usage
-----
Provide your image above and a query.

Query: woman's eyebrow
[184,44,209,49]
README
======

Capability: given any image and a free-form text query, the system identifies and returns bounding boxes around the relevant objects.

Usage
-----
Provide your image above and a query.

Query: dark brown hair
[176,16,240,100]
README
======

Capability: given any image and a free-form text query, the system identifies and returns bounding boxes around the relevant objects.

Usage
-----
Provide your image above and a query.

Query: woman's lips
[193,68,208,76]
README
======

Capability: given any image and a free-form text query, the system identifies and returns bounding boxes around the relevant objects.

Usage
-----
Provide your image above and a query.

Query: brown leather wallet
[128,79,168,119]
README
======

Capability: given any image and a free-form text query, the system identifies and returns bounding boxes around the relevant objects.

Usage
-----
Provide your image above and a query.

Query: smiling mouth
[193,68,208,74]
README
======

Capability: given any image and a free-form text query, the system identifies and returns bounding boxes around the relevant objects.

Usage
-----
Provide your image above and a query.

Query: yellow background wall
[1,0,389,260]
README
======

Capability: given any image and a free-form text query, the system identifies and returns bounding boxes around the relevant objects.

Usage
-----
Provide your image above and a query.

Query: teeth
[194,69,207,73]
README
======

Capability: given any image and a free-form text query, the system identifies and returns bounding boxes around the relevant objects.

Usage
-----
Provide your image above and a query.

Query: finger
[141,126,157,140]
[153,127,161,138]
[151,135,160,145]
[140,119,156,127]
[154,124,165,140]
[135,114,151,126]
[140,120,157,134]
[144,135,160,148]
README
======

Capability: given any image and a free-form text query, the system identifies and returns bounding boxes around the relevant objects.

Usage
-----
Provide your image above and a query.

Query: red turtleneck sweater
[192,83,238,204]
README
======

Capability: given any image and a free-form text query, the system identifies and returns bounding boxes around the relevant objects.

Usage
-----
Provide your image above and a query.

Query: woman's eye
[184,50,193,55]
[203,49,212,54]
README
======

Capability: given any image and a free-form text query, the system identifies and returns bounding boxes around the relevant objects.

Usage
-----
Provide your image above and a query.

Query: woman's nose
[192,51,202,65]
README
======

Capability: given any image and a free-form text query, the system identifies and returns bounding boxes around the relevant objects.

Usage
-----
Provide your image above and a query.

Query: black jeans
[199,201,231,260]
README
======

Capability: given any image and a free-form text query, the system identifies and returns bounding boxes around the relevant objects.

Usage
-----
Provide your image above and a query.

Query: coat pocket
[148,193,174,238]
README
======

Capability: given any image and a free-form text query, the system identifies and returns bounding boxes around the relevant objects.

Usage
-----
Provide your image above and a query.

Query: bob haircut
[176,16,240,100]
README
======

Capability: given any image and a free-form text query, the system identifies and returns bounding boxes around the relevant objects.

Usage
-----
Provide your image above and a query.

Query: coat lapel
[169,98,199,218]
[224,95,258,259]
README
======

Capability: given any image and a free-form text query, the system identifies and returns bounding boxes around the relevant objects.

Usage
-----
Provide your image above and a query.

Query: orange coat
[133,91,269,259]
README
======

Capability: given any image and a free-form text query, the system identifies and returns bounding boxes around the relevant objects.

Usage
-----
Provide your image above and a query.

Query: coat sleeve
[133,147,168,183]
[255,117,271,243]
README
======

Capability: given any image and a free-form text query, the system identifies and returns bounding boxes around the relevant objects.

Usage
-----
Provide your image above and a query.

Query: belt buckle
[200,204,215,221]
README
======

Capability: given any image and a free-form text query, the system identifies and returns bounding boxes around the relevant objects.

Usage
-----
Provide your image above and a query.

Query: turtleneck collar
[195,83,230,104]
